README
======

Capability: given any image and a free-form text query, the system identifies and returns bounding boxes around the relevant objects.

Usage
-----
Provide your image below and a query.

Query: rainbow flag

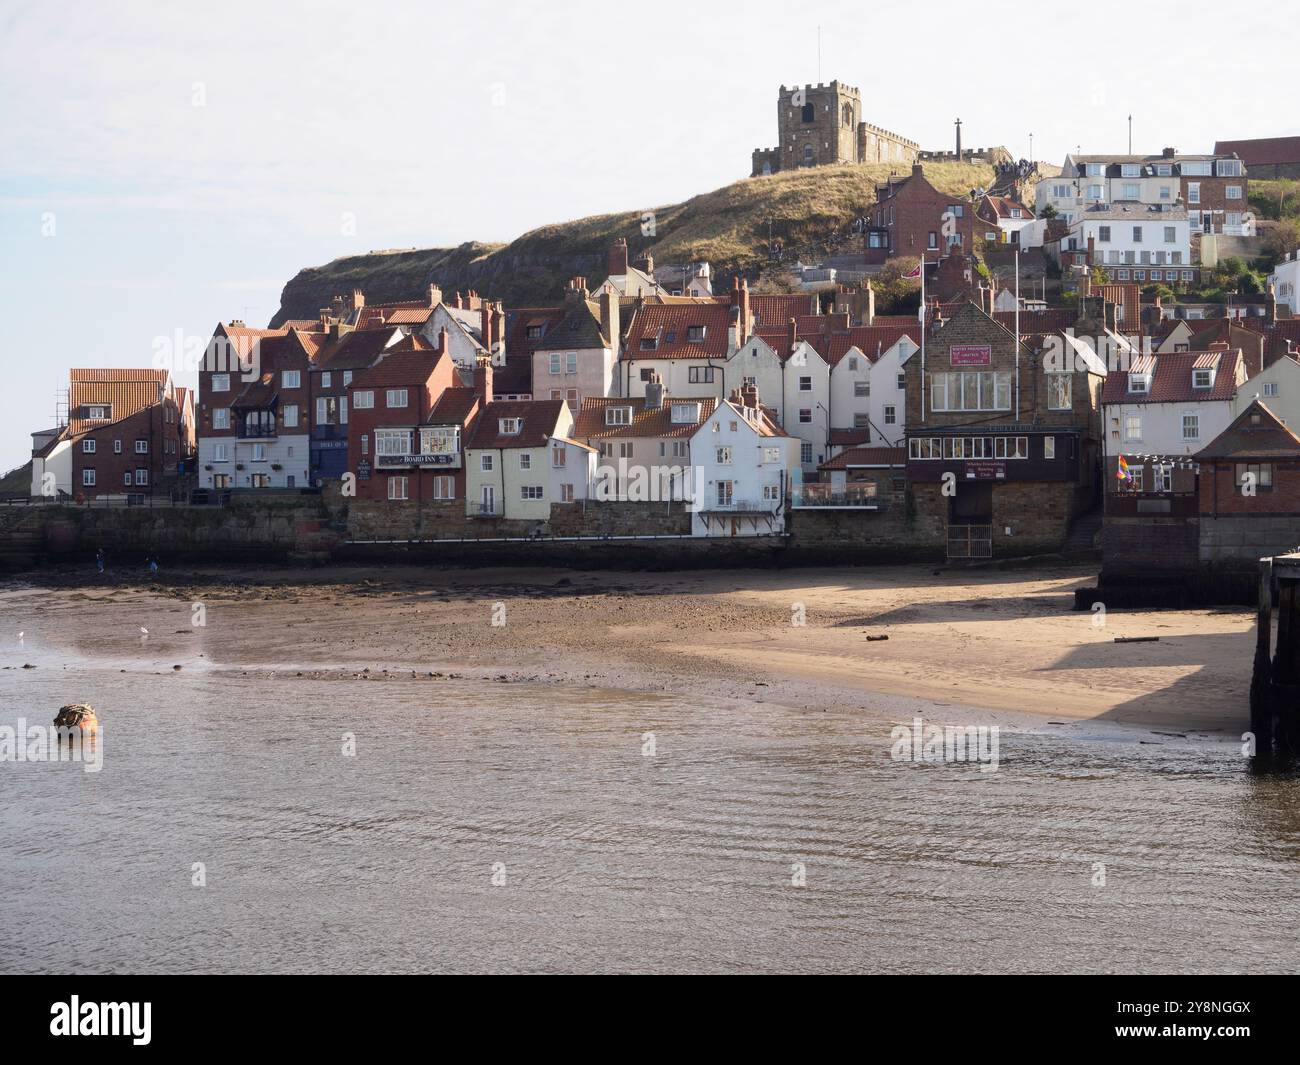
[1116,455,1131,482]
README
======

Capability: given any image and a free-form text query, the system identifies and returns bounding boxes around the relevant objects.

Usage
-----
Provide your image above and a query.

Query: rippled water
[3,633,1300,973]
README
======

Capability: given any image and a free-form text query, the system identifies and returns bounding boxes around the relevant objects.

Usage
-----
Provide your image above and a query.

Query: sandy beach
[2,561,1256,736]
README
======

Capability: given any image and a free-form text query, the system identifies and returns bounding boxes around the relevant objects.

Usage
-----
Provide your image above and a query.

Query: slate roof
[533,300,608,351]
[311,327,403,373]
[504,307,568,355]
[426,387,481,426]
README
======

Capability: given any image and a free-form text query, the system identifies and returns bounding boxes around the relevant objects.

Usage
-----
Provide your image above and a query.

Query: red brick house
[865,164,976,264]
[42,369,186,499]
[346,332,462,502]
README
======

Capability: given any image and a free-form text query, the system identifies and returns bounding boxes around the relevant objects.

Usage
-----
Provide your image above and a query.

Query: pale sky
[1,0,1293,470]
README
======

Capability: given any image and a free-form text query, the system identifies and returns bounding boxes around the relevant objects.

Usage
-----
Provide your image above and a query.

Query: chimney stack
[645,371,665,410]
[436,325,450,358]
[350,288,365,312]
[864,279,877,326]
[600,289,620,351]
[428,283,442,307]
[473,356,494,402]
[481,302,494,355]
[741,381,759,410]
[609,238,629,277]
[787,316,798,357]
[492,301,506,358]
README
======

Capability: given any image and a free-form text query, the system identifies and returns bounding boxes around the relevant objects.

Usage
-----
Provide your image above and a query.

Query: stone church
[751,82,919,176]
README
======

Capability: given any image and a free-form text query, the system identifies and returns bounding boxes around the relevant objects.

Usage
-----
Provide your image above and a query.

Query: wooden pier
[1250,553,1300,757]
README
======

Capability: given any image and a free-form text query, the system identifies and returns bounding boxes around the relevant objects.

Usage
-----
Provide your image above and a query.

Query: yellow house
[464,399,574,519]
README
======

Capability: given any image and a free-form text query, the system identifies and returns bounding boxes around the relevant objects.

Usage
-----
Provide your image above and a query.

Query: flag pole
[1014,244,1021,421]
[920,254,926,420]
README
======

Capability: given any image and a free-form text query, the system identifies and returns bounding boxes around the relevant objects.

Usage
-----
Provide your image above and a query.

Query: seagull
[139,627,149,638]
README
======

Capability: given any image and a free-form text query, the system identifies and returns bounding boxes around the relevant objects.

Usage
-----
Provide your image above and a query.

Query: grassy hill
[272,161,997,323]
[0,461,31,496]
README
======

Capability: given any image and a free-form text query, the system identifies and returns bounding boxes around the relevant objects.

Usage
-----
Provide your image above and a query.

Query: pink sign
[950,344,991,366]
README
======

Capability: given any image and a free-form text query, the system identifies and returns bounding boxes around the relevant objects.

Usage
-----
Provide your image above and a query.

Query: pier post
[1250,558,1274,755]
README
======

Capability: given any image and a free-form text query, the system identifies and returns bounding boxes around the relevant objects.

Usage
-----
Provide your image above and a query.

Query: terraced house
[463,398,576,520]
[31,368,185,499]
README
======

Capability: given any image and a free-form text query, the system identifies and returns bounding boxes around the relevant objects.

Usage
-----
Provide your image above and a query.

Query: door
[481,484,495,515]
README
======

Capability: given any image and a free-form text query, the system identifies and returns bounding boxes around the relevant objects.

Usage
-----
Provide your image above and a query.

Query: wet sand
[2,561,1255,736]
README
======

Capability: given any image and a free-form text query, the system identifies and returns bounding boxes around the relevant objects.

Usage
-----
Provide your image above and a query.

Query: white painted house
[1101,348,1247,478]
[1269,251,1300,317]
[689,392,800,537]
[1067,203,1192,281]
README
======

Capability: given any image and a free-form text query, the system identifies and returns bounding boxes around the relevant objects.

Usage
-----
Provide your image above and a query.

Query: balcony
[471,501,502,517]
[791,483,879,509]
[698,499,778,515]
[1105,491,1198,518]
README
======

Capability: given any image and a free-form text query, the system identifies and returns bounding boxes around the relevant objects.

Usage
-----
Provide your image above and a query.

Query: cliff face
[271,160,996,324]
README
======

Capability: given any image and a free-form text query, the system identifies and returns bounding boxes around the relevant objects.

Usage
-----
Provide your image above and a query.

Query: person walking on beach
[148,556,159,575]
[96,548,105,575]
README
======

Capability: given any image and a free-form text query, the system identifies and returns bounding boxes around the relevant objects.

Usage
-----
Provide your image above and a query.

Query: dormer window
[606,407,633,426]
[639,337,658,351]
[499,417,521,435]
[1192,368,1215,389]
[1128,374,1152,394]
[687,325,706,342]
[526,325,544,339]
[670,402,701,424]
[86,405,109,420]
[664,330,677,344]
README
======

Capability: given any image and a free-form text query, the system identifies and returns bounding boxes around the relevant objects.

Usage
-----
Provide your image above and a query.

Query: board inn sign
[950,344,991,366]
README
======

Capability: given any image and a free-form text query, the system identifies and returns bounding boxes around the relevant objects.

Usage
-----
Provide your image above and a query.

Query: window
[1043,437,1055,460]
[549,389,561,401]
[316,397,334,425]
[606,407,632,426]
[854,413,870,428]
[82,438,96,453]
[353,390,374,409]
[854,381,870,397]
[251,443,267,461]
[113,439,122,454]
[1122,184,1139,200]
[1125,415,1142,439]
[343,371,352,386]
[715,446,733,465]
[1088,184,1104,200]
[519,452,531,470]
[420,427,459,455]
[283,404,299,428]
[212,374,230,392]
[480,454,494,471]
[687,366,716,384]
[566,389,578,412]
[1237,463,1274,489]
[800,441,813,464]
[799,376,812,391]
[763,446,781,463]
[883,405,896,424]
[339,397,347,425]
[1182,414,1200,440]
[1097,225,1111,242]
[1192,368,1214,389]
[388,476,408,501]
[548,352,561,375]
[1264,382,1280,398]
[565,352,577,374]
[560,483,574,503]
[123,472,132,486]
[1154,465,1172,494]
[375,429,411,456]
[520,485,544,501]
[135,440,148,454]
[927,232,938,250]
[1159,185,1172,200]
[1188,183,1200,204]
[1132,226,1143,243]
[321,372,332,388]
[798,409,812,423]
[687,326,706,343]
[1218,160,1243,177]
[716,480,733,506]
[432,476,455,500]
[896,372,906,391]
[1047,373,1072,409]
[526,325,545,340]
[386,389,408,408]
[82,469,95,486]
[360,434,368,456]
[1128,374,1151,394]
[929,371,1012,412]
[1227,185,1242,200]
[499,418,521,435]
[847,357,858,371]
[281,370,300,389]
[134,469,148,486]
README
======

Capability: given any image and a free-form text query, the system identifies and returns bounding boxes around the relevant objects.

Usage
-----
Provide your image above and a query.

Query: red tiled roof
[68,369,170,435]
[1101,349,1243,404]
[748,294,817,331]
[625,303,732,359]
[819,446,906,470]
[1213,137,1300,167]
[574,395,717,439]
[828,427,872,447]
[350,348,447,391]
[467,400,566,449]
[312,327,402,372]
[827,325,918,364]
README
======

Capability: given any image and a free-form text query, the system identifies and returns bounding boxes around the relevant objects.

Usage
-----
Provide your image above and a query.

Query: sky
[1,0,1294,471]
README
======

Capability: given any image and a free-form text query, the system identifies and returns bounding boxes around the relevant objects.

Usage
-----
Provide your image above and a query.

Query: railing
[1104,491,1198,517]
[700,499,777,514]
[792,483,879,508]
[472,501,502,517]
[947,524,993,560]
